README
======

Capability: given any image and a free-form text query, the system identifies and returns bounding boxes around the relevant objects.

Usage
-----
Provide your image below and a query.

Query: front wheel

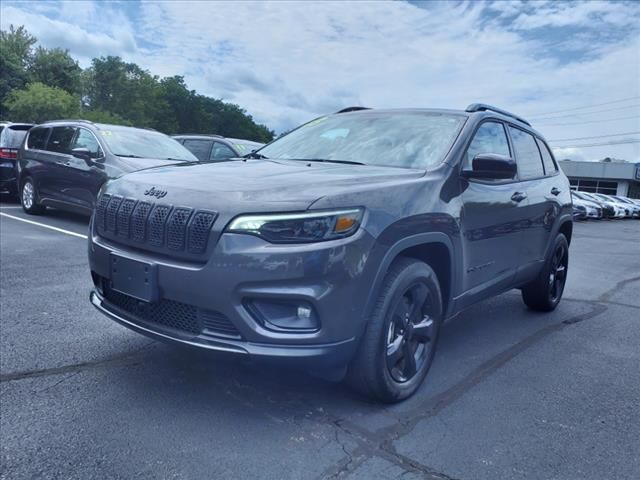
[521,233,569,312]
[347,258,443,403]
[21,177,45,215]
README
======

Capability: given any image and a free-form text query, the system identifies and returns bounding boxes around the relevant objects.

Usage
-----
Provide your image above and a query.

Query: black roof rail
[465,103,531,126]
[336,106,371,114]
[42,119,95,125]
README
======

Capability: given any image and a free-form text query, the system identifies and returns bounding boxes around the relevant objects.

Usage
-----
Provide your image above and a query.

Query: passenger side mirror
[463,154,517,180]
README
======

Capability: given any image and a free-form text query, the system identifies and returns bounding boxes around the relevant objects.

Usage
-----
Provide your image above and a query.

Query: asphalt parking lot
[1,195,639,480]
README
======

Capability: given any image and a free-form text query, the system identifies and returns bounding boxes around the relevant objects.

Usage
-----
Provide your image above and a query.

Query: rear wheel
[21,177,45,215]
[521,233,568,312]
[347,258,443,403]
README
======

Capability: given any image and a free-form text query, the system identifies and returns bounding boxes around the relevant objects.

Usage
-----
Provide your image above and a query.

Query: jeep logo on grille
[144,187,167,199]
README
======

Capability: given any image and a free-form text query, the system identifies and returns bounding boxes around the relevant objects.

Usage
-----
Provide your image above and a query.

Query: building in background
[558,158,640,199]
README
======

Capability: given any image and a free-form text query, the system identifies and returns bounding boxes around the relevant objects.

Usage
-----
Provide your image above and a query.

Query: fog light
[245,299,319,332]
[297,305,312,321]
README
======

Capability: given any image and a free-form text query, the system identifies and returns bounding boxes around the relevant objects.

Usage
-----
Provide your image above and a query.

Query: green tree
[0,25,36,105]
[30,47,82,94]
[87,56,176,131]
[80,108,132,125]
[4,82,79,122]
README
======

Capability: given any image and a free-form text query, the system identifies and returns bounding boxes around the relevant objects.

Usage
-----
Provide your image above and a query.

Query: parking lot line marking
[0,212,88,239]
[0,206,23,209]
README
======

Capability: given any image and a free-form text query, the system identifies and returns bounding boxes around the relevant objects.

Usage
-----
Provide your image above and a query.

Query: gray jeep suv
[88,104,572,402]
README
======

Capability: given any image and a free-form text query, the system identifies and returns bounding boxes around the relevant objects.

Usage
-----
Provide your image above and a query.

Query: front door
[459,121,527,302]
[64,127,108,210]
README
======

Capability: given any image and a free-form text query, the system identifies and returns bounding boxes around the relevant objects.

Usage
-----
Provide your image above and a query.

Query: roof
[559,160,640,182]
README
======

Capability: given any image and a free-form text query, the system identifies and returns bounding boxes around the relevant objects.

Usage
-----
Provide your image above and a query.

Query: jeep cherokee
[88,104,572,402]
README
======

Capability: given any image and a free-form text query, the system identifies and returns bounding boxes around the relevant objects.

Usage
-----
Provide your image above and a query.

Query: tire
[347,257,443,403]
[521,233,569,312]
[20,177,45,215]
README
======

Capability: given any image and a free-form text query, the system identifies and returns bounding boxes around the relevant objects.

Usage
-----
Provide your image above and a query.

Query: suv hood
[106,158,425,211]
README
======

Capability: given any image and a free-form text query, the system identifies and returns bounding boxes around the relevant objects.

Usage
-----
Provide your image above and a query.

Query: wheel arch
[365,233,456,323]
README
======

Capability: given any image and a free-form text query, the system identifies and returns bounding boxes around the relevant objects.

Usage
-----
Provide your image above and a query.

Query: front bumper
[89,227,377,366]
[90,290,356,366]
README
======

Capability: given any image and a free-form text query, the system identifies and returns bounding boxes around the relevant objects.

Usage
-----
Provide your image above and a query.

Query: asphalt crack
[0,341,155,383]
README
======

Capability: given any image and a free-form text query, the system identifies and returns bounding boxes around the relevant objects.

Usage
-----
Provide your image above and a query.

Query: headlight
[226,208,364,243]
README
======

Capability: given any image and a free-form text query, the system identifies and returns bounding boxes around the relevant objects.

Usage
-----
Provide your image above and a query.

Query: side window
[72,128,103,159]
[465,122,510,170]
[47,126,76,154]
[508,127,544,179]
[535,138,557,175]
[27,127,50,150]
[183,139,212,161]
[210,142,236,161]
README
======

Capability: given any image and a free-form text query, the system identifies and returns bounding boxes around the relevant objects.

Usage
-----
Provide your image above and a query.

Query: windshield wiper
[290,158,366,166]
[244,151,269,159]
[116,154,144,158]
[164,157,188,161]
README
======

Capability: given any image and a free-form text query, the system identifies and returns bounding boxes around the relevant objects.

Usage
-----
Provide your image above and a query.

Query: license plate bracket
[110,253,158,302]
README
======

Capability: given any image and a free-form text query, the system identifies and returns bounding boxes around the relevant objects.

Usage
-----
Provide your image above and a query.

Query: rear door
[459,121,528,298]
[38,126,78,204]
[507,126,558,269]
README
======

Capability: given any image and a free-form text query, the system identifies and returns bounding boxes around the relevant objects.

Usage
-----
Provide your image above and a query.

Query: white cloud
[1,0,639,160]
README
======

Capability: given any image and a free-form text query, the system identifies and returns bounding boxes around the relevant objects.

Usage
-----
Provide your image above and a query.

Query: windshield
[258,112,466,169]
[98,126,197,161]
[233,141,263,155]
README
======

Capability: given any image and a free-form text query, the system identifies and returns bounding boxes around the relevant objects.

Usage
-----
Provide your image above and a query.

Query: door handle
[511,191,527,202]
[551,187,561,196]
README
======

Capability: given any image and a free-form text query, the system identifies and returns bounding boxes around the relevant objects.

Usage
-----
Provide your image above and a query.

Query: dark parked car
[88,104,572,402]
[17,120,197,216]
[172,134,264,162]
[0,122,33,196]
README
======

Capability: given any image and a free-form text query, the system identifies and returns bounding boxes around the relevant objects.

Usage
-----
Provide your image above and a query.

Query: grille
[167,207,193,251]
[104,285,201,334]
[105,196,122,233]
[189,211,216,253]
[148,205,171,247]
[117,198,137,238]
[95,194,217,257]
[95,194,111,231]
[102,283,241,339]
[201,310,242,338]
[132,201,152,242]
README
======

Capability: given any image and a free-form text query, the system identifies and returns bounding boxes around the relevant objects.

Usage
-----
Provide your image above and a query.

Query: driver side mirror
[462,153,517,180]
[71,147,95,164]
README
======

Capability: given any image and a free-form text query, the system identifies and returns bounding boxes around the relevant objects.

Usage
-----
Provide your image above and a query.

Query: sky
[2,0,639,162]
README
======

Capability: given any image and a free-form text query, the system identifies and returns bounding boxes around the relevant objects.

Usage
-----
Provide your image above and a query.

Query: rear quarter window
[535,138,558,175]
[27,128,50,150]
[0,126,31,148]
